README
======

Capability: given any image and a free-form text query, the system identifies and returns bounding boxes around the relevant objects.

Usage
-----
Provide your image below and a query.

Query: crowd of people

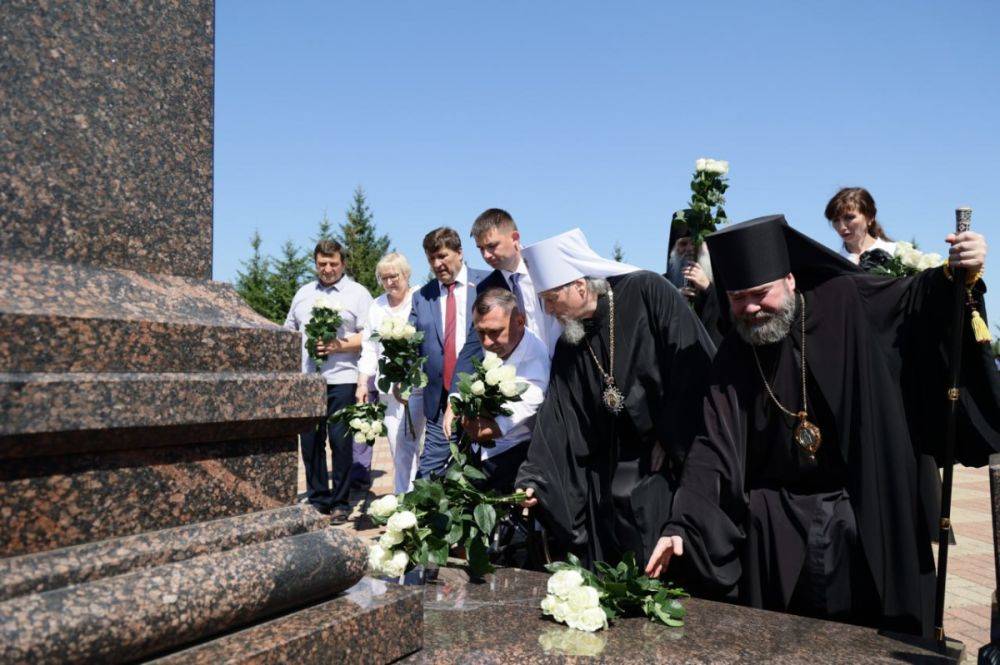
[283,190,999,639]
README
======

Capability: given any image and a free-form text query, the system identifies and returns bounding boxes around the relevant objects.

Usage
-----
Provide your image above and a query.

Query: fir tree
[312,209,335,245]
[612,241,625,262]
[234,230,273,321]
[338,186,390,296]
[267,239,312,324]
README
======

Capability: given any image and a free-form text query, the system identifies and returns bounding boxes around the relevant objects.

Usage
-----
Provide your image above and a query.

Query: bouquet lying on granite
[858,240,944,278]
[366,442,527,578]
[449,350,528,449]
[541,553,688,632]
[330,402,386,446]
[304,296,344,370]
[371,315,427,434]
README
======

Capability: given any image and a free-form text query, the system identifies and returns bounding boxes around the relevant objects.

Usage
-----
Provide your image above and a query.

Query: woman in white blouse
[825,187,896,264]
[355,252,425,493]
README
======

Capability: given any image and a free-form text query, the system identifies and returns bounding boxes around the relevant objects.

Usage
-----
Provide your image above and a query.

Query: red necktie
[442,281,457,392]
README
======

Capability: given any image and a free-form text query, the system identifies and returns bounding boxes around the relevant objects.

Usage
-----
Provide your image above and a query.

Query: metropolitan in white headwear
[517,228,717,572]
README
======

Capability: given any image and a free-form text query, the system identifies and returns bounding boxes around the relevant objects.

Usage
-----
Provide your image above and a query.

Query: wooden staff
[934,206,972,646]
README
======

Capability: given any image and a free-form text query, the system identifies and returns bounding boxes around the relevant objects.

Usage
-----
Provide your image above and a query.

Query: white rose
[470,380,486,396]
[895,241,914,253]
[540,594,562,616]
[918,252,943,271]
[367,432,377,442]
[386,510,417,532]
[715,159,730,174]
[353,432,367,445]
[566,606,608,632]
[357,421,371,435]
[402,324,416,339]
[327,299,343,312]
[378,319,395,338]
[550,598,572,623]
[695,157,708,172]
[547,569,584,599]
[481,352,503,371]
[381,550,409,578]
[498,365,517,383]
[900,248,923,268]
[484,367,503,386]
[368,543,390,573]
[368,494,398,518]
[313,296,331,310]
[349,418,363,430]
[499,380,520,398]
[380,529,404,548]
[566,585,602,611]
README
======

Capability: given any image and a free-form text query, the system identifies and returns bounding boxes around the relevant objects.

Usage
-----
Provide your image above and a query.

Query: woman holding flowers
[356,252,425,493]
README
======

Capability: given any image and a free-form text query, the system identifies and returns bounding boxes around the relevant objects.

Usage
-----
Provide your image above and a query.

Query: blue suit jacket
[409,266,491,419]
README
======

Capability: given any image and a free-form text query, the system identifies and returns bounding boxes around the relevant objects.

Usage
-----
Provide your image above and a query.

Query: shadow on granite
[403,568,953,664]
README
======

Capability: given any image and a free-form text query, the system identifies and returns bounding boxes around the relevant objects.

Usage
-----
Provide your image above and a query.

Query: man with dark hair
[285,240,373,522]
[655,215,998,638]
[443,287,550,493]
[469,208,561,357]
[409,227,490,478]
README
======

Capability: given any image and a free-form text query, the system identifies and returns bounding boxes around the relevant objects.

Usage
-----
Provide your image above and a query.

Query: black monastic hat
[706,214,860,294]
[668,213,691,253]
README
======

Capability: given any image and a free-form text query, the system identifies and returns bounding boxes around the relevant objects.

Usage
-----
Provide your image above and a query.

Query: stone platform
[400,567,952,664]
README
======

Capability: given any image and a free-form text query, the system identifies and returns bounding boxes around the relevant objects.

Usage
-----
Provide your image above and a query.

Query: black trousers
[475,443,528,495]
[300,383,355,510]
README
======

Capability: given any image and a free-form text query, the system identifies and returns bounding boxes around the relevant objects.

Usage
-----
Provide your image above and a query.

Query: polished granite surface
[404,568,952,664]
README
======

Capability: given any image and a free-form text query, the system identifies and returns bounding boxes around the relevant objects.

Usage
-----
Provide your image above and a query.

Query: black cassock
[516,271,716,567]
[664,269,1000,637]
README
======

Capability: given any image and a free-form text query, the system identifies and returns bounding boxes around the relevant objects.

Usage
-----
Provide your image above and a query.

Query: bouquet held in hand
[449,350,528,447]
[330,402,386,446]
[304,296,343,371]
[371,315,427,433]
[541,553,688,632]
[858,240,944,278]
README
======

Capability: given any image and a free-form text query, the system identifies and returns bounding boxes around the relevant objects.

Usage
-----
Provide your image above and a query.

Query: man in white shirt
[284,240,373,522]
[444,288,550,494]
[469,208,562,358]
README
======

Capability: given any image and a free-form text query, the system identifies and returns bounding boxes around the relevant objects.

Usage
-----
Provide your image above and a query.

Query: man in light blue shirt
[285,240,373,522]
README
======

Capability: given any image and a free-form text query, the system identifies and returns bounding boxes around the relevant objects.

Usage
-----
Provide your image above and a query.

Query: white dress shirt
[839,237,897,265]
[501,257,562,358]
[439,263,470,356]
[357,288,417,389]
[284,276,373,384]
[468,329,550,460]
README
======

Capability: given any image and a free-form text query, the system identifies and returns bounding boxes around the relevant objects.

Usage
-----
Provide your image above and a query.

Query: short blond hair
[375,252,412,287]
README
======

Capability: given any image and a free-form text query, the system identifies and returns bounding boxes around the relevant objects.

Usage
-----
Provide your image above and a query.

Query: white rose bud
[470,380,486,396]
[367,432,377,442]
[402,324,416,339]
[498,365,517,383]
[382,550,409,578]
[895,241,914,253]
[387,510,418,532]
[349,418,363,430]
[353,432,367,445]
[551,598,572,623]
[566,585,602,611]
[918,252,943,271]
[499,380,520,398]
[380,529,404,548]
[481,352,503,371]
[566,606,607,632]
[378,319,394,338]
[368,494,398,518]
[540,594,561,616]
[716,159,729,174]
[547,569,584,599]
[695,157,708,172]
[368,543,389,573]
[484,367,503,386]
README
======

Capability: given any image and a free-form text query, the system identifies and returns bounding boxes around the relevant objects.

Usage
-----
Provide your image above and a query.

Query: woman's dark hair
[824,187,890,241]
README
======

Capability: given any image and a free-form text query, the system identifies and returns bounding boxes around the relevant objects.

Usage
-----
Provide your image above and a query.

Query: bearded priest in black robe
[652,214,999,638]
[515,228,716,570]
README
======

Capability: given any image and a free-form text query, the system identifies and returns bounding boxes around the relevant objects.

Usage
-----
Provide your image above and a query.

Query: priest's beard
[561,318,586,345]
[734,288,797,346]
[666,246,714,289]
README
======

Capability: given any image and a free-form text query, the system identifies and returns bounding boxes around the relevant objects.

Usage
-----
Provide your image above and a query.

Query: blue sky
[214,1,1000,322]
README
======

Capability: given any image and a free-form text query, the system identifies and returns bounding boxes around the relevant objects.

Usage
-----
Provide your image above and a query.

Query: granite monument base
[403,567,957,664]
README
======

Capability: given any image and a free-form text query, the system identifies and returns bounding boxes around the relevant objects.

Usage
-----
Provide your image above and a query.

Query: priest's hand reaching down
[645,535,683,579]
[945,231,987,272]
[519,487,538,517]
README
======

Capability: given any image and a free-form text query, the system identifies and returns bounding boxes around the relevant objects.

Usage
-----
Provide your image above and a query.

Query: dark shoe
[306,501,331,515]
[330,507,350,524]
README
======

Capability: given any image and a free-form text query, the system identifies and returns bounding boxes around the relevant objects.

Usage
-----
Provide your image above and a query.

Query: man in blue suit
[409,227,490,478]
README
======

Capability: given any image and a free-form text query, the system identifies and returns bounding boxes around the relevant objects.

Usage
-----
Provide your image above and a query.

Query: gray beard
[560,318,587,345]
[734,291,797,346]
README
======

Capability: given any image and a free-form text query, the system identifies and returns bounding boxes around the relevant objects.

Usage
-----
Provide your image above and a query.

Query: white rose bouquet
[859,240,944,278]
[449,350,528,449]
[304,296,344,371]
[330,402,387,446]
[673,156,730,249]
[541,553,688,632]
[371,315,427,434]
[366,496,425,579]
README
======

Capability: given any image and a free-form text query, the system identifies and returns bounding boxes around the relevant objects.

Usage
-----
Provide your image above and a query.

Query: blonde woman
[356,252,425,493]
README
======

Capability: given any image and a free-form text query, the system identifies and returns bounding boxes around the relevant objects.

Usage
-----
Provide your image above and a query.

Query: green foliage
[313,208,336,245]
[234,230,274,320]
[330,401,387,444]
[268,240,312,323]
[545,552,689,627]
[612,241,625,262]
[673,165,729,249]
[449,354,528,449]
[339,186,390,297]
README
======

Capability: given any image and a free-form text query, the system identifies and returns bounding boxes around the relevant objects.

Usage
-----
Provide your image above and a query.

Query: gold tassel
[971,309,992,344]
